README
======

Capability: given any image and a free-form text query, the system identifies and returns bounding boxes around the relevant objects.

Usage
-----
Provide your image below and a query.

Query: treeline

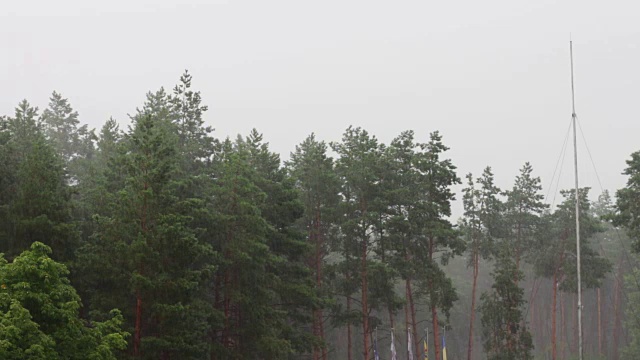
[1,71,639,360]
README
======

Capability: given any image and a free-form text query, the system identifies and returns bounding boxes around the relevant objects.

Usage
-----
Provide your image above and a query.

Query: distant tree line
[1,71,639,360]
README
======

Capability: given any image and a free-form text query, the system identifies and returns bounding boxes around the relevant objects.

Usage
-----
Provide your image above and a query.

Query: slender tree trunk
[552,270,558,360]
[134,293,142,356]
[431,305,440,360]
[312,210,325,360]
[597,287,602,356]
[613,257,623,360]
[134,181,148,357]
[560,291,566,360]
[361,237,370,360]
[572,293,577,355]
[467,250,479,360]
[347,283,353,360]
[407,279,419,359]
[405,304,410,360]
[404,245,419,359]
[530,294,535,350]
[428,237,440,360]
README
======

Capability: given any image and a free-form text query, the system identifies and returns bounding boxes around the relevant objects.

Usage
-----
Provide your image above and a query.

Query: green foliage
[0,101,79,263]
[622,267,640,359]
[41,91,96,170]
[535,188,612,291]
[479,248,533,360]
[614,151,640,252]
[0,242,128,359]
[502,162,547,265]
[77,90,217,359]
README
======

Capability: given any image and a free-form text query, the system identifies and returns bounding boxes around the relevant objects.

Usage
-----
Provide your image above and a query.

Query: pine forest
[2,71,640,360]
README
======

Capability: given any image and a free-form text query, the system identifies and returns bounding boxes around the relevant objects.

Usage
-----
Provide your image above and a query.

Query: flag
[423,338,428,360]
[373,337,380,360]
[442,332,447,360]
[391,330,397,360]
[408,328,414,360]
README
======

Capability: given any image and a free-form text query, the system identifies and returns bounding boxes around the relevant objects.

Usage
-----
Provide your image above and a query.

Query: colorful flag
[408,328,414,360]
[442,332,447,360]
[391,330,397,360]
[423,337,428,360]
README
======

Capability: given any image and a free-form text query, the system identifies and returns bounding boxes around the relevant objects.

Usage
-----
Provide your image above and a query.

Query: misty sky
[2,0,639,218]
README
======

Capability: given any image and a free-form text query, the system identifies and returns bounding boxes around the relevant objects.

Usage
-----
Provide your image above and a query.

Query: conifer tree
[614,151,640,252]
[242,130,321,355]
[288,134,341,360]
[0,101,79,263]
[332,126,387,360]
[534,188,612,360]
[461,167,501,360]
[78,90,216,359]
[479,247,533,360]
[41,91,97,181]
[503,162,547,273]
[413,132,463,360]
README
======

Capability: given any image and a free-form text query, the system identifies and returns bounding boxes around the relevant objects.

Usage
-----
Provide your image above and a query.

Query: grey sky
[2,0,639,217]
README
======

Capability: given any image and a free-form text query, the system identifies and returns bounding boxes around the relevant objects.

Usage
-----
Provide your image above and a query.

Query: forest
[1,71,639,360]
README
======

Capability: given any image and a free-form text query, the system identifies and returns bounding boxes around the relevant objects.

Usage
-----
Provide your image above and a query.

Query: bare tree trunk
[428,237,440,360]
[407,279,419,359]
[405,304,410,360]
[561,291,566,360]
[361,238,370,360]
[572,293,578,355]
[134,294,142,356]
[347,294,353,360]
[613,257,623,360]
[597,287,602,356]
[467,251,479,360]
[552,271,558,360]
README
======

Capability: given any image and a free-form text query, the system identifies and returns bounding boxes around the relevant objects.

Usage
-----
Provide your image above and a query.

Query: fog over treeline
[1,71,639,360]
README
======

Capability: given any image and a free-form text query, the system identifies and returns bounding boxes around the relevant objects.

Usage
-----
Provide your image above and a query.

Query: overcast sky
[2,0,639,217]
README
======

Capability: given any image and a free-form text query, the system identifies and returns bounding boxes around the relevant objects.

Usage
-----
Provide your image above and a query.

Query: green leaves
[0,243,128,360]
[614,151,640,252]
[479,248,533,360]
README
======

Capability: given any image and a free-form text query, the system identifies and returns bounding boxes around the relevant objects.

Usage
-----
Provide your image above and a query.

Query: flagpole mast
[570,39,583,360]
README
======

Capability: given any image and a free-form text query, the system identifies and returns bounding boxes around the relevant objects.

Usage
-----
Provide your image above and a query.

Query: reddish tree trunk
[347,288,353,360]
[134,294,142,356]
[552,271,558,360]
[597,288,602,356]
[311,210,325,360]
[428,237,440,360]
[572,293,577,355]
[405,304,410,360]
[613,257,623,360]
[361,238,369,360]
[134,181,148,357]
[431,304,440,360]
[560,292,566,360]
[407,279,419,359]
[467,251,479,360]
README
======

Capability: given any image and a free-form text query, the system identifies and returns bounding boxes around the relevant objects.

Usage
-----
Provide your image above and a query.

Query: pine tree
[479,246,533,360]
[332,126,387,360]
[78,90,216,359]
[245,130,321,353]
[461,167,501,360]
[534,188,612,360]
[288,134,341,360]
[0,100,79,264]
[503,162,547,273]
[614,151,640,252]
[412,131,463,360]
[40,91,97,180]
